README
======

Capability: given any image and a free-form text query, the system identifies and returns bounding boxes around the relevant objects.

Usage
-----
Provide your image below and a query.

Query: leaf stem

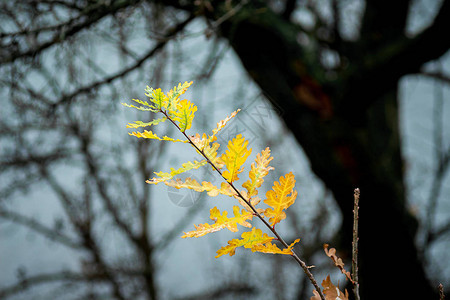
[162,110,325,300]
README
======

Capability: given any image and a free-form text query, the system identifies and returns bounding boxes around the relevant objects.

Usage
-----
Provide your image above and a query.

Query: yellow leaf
[128,130,187,143]
[215,227,274,258]
[173,99,197,132]
[252,238,300,255]
[146,160,207,185]
[242,147,274,198]
[263,172,298,226]
[221,134,252,183]
[182,206,253,238]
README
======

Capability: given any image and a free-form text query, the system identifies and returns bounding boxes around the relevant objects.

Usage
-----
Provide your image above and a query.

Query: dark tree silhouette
[1,1,450,299]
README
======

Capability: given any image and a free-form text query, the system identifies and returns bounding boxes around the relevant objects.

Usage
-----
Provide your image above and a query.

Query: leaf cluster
[123,82,364,300]
[122,82,300,258]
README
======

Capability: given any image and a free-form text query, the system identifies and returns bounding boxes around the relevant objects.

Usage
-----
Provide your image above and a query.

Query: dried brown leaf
[323,244,353,283]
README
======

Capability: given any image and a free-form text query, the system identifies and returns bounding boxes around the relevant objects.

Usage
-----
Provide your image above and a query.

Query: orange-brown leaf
[323,244,353,283]
[314,275,349,300]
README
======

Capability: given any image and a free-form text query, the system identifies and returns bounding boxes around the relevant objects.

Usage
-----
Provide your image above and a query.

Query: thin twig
[352,188,360,300]
[161,109,326,300]
[439,283,445,300]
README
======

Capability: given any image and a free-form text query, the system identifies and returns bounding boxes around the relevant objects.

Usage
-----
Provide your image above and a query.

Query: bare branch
[0,271,108,299]
[419,71,450,86]
[0,209,81,249]
[0,0,142,64]
[54,13,196,106]
[173,283,256,300]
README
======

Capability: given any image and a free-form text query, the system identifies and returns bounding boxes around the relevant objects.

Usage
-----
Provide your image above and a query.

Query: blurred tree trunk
[2,0,449,299]
[210,2,450,298]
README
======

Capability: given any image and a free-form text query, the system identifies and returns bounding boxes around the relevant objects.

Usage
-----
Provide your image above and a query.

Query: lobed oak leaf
[189,135,225,169]
[146,160,207,185]
[263,172,298,226]
[172,99,197,132]
[166,81,193,104]
[201,181,220,197]
[221,134,252,183]
[182,206,253,238]
[252,238,300,255]
[323,244,353,283]
[190,133,210,150]
[215,227,274,258]
[126,117,167,128]
[243,147,274,198]
[128,130,187,143]
[121,99,158,112]
[165,177,203,192]
[203,142,225,169]
[165,177,236,197]
[146,88,169,110]
[310,275,349,300]
[237,190,262,213]
[211,109,240,140]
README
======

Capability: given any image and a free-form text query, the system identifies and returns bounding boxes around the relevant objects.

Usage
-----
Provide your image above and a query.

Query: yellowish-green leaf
[221,134,252,183]
[252,238,300,255]
[165,177,237,197]
[146,88,169,110]
[216,227,274,258]
[243,147,274,198]
[263,172,298,226]
[121,99,158,112]
[182,206,253,238]
[126,117,167,129]
[146,160,207,185]
[173,99,197,132]
[166,81,193,111]
[128,130,187,143]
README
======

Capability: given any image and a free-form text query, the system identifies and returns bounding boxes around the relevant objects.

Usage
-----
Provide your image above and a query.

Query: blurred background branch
[0,0,449,299]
